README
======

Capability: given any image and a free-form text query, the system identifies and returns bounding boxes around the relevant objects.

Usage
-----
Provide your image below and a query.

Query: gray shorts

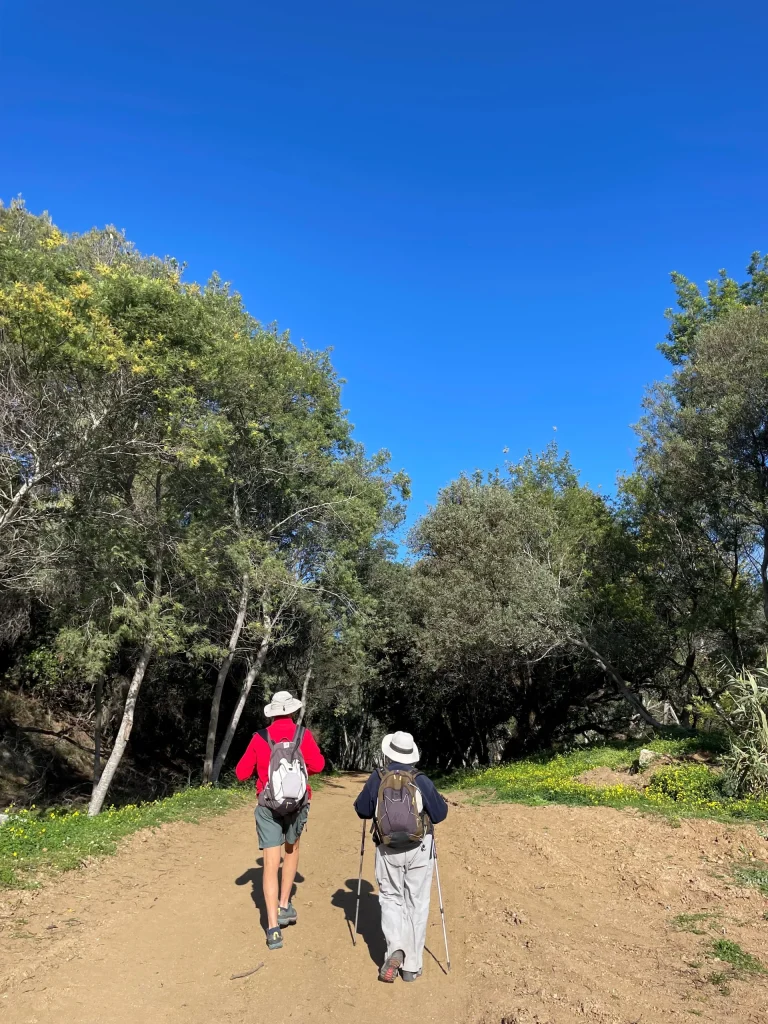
[255,803,309,850]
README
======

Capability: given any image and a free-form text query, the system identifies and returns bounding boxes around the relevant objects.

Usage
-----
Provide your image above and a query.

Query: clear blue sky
[3,2,767,542]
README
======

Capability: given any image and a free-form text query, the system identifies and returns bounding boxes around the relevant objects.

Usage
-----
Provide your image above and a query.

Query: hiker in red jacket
[236,689,325,950]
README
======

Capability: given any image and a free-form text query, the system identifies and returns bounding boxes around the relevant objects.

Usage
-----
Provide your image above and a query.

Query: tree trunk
[295,661,313,730]
[202,574,249,783]
[341,722,350,768]
[761,525,768,624]
[88,639,153,815]
[575,639,664,730]
[92,676,103,786]
[210,628,272,783]
[88,471,163,816]
[0,471,38,530]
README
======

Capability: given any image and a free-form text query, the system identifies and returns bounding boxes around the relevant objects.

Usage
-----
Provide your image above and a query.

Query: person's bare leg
[263,846,282,929]
[279,838,300,908]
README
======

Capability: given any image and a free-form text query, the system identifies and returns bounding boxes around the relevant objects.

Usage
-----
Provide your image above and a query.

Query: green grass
[707,970,732,995]
[673,912,722,935]
[0,785,252,888]
[731,860,768,895]
[445,737,768,823]
[711,939,766,975]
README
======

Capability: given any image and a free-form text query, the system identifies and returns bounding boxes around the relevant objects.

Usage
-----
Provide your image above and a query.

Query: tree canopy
[2,199,767,807]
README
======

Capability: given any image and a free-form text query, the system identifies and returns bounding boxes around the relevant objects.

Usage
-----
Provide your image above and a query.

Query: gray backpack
[257,727,309,816]
[373,767,426,847]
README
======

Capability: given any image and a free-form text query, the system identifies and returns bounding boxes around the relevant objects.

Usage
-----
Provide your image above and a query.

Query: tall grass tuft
[720,665,768,798]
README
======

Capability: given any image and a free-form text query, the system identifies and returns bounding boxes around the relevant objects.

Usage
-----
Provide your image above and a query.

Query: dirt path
[2,775,768,1024]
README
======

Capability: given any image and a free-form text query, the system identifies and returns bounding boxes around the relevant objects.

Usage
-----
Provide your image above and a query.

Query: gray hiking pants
[375,834,434,973]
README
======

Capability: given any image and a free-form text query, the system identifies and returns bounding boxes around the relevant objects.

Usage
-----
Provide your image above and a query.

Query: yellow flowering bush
[452,739,768,822]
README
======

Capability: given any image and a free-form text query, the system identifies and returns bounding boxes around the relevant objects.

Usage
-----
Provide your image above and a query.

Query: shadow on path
[235,857,305,931]
[330,878,386,966]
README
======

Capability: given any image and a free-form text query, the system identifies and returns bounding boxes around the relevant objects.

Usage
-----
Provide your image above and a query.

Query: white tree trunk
[89,471,163,816]
[88,638,153,816]
[0,472,37,530]
[92,676,103,785]
[203,574,249,783]
[210,627,272,783]
[295,662,313,730]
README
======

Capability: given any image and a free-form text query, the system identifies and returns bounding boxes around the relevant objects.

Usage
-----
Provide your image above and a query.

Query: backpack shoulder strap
[258,728,275,751]
[291,725,305,757]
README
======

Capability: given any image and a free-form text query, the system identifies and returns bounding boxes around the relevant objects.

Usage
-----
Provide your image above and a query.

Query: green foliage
[3,206,768,811]
[661,253,768,365]
[731,860,768,896]
[719,666,768,797]
[450,741,768,821]
[0,785,251,887]
[711,939,766,975]
[0,200,406,806]
[672,912,721,935]
[646,763,719,802]
[372,443,648,767]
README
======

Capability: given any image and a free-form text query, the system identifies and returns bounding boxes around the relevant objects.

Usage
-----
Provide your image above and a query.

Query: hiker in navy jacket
[354,731,448,983]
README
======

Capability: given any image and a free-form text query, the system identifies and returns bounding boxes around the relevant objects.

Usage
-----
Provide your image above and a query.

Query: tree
[364,445,665,768]
[660,252,768,365]
[640,306,768,629]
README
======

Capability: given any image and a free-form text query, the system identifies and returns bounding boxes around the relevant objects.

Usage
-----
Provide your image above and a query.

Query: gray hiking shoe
[266,926,283,950]
[401,968,422,982]
[379,950,405,983]
[278,902,297,927]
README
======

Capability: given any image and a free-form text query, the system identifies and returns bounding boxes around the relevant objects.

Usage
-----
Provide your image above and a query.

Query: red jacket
[235,717,325,799]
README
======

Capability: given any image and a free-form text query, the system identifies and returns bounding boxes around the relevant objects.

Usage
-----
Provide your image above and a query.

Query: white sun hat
[381,731,420,765]
[264,690,303,718]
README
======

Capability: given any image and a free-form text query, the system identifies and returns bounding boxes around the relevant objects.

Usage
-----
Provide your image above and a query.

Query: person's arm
[235,734,260,782]
[300,728,326,775]
[417,775,448,824]
[354,771,380,819]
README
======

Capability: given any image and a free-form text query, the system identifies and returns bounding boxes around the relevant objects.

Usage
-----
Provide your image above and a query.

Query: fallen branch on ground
[229,962,265,980]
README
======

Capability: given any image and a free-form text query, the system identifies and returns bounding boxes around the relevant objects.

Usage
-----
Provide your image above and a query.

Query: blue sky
[3,2,767,543]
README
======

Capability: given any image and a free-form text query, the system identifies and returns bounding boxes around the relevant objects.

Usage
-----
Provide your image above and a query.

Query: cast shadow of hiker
[330,879,386,965]
[235,857,306,931]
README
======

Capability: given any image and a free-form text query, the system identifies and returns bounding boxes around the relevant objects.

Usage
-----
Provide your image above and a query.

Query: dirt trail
[2,775,768,1024]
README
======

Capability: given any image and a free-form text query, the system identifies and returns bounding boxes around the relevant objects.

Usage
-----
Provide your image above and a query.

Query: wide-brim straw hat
[381,731,420,765]
[264,690,303,717]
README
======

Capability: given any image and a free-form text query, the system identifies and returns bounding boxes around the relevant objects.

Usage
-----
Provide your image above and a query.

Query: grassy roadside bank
[0,771,337,889]
[0,784,253,888]
[446,737,768,824]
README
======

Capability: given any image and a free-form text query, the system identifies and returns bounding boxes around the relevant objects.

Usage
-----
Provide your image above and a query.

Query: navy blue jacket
[354,762,448,825]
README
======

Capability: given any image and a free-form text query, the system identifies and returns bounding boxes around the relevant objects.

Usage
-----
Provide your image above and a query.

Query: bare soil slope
[2,775,768,1024]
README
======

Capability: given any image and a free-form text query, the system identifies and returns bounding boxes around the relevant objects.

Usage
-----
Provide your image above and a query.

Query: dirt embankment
[1,775,767,1024]
[0,689,197,810]
[0,690,95,808]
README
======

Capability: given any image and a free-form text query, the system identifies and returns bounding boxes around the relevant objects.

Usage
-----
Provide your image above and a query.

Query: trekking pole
[432,830,451,971]
[352,818,366,945]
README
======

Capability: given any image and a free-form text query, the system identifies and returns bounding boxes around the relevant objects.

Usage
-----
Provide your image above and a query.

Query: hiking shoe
[278,902,297,927]
[401,969,422,982]
[379,950,405,983]
[266,926,283,950]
